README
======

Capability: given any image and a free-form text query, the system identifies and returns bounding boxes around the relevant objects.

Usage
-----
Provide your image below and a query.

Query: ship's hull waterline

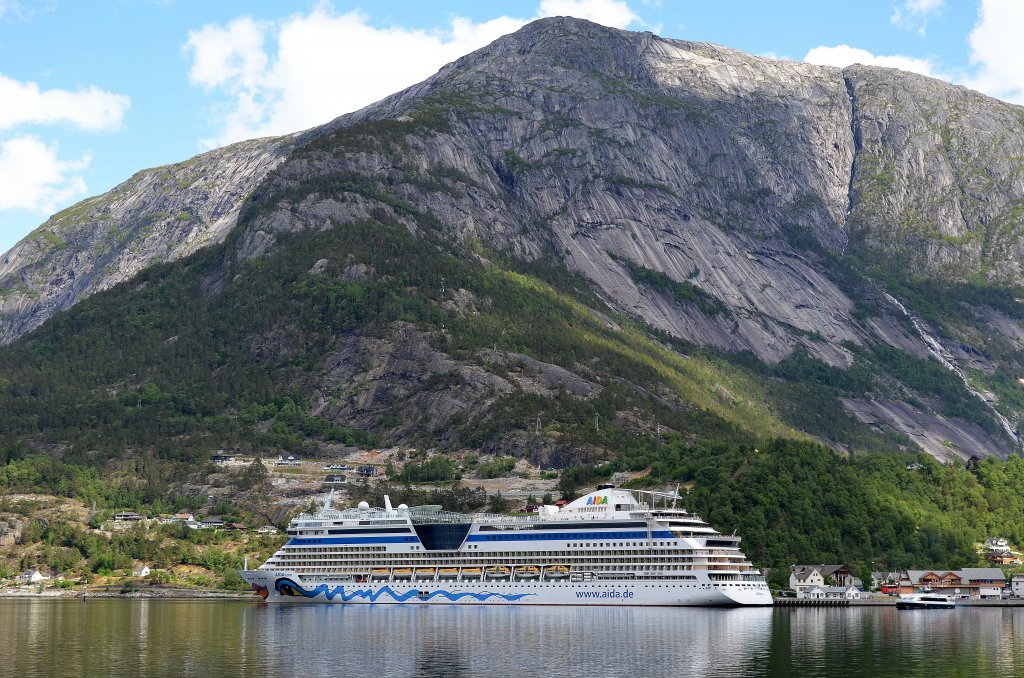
[240,571,772,606]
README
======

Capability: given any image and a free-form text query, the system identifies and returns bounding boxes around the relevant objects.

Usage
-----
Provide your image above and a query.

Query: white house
[790,565,857,594]
[16,569,47,584]
[1011,574,1024,598]
[790,566,825,594]
[799,584,861,600]
[256,525,279,535]
[132,564,151,577]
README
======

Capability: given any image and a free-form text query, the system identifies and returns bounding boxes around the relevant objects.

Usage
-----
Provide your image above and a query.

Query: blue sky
[0,0,1020,255]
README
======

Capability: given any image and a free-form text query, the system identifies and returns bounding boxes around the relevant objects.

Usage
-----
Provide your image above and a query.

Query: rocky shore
[0,585,256,600]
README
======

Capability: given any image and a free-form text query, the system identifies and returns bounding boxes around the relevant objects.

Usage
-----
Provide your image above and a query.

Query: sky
[0,0,1021,255]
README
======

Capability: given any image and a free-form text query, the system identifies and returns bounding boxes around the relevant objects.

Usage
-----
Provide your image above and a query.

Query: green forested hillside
[1,211,1023,583]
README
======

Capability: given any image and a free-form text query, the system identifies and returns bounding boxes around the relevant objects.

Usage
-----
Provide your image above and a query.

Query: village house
[322,474,348,488]
[802,585,861,600]
[984,537,1021,565]
[900,570,963,596]
[901,569,1006,599]
[790,565,857,596]
[132,564,151,577]
[256,525,279,535]
[15,569,48,585]
[961,568,1007,599]
[198,517,225,529]
[1011,574,1024,598]
[113,511,143,522]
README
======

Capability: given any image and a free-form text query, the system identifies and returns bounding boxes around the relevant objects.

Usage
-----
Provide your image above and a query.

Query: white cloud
[184,1,640,147]
[963,0,1024,104]
[0,1,55,22]
[891,0,944,35]
[0,74,130,132]
[186,16,270,91]
[0,73,126,219]
[803,44,941,79]
[0,135,89,213]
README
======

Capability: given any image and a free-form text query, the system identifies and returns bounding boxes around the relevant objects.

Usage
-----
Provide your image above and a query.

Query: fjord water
[3,600,1024,677]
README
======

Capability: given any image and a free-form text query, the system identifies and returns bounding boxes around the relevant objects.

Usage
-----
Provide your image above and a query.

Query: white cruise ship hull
[240,570,773,607]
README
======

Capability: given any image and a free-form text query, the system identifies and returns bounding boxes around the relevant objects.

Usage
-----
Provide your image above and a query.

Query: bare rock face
[5,18,1024,461]
[312,323,601,447]
[845,66,1024,280]
[0,137,291,343]
[240,19,865,366]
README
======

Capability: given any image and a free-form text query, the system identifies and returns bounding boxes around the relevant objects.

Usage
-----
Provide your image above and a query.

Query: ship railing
[407,508,544,524]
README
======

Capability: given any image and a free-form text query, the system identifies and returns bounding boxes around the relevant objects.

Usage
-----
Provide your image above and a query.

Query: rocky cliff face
[4,18,1024,462]
[0,137,290,343]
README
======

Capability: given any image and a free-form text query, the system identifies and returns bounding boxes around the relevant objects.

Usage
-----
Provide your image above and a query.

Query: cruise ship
[239,487,772,606]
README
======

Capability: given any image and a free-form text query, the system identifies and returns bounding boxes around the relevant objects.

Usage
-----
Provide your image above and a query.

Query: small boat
[897,592,955,610]
[485,566,511,580]
[515,566,540,580]
[393,568,413,580]
[415,568,436,580]
[461,568,483,580]
[438,568,459,580]
[544,565,570,580]
[370,568,390,580]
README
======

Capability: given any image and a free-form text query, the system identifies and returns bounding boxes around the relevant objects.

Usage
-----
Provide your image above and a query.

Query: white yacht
[896,590,955,609]
[239,487,773,606]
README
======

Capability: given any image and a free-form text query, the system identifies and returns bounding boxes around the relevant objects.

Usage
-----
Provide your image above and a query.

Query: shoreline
[0,586,256,600]
[774,597,1024,607]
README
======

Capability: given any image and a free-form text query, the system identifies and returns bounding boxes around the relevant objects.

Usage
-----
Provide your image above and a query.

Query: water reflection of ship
[245,605,774,677]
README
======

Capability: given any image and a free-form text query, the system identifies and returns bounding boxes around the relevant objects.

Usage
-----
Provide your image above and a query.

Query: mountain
[0,137,290,343]
[3,16,1024,470]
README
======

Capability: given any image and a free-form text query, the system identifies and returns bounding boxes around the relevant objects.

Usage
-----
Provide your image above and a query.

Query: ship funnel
[384,494,393,512]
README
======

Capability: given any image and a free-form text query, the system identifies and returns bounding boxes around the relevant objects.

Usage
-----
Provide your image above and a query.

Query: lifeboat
[515,566,540,580]
[544,565,570,580]
[393,568,413,580]
[485,566,511,580]
[438,568,459,580]
[370,568,391,580]
[461,568,483,580]
[415,568,436,580]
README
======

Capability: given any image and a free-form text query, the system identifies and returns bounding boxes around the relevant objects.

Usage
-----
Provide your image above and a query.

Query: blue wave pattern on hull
[275,578,536,602]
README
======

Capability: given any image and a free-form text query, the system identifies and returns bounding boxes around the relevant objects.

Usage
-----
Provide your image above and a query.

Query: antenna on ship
[384,495,393,512]
[673,484,680,509]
